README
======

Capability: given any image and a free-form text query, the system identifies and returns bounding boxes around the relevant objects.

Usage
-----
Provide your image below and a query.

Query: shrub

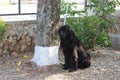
[60,0,120,49]
[67,16,111,49]
[0,17,7,44]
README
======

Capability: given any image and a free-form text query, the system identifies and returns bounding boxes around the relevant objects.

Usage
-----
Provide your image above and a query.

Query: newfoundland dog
[59,25,91,72]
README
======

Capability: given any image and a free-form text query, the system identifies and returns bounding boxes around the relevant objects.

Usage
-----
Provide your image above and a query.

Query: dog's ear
[69,30,75,38]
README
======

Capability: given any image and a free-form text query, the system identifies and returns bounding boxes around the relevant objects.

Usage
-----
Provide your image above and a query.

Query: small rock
[87,50,100,58]
[4,40,10,45]
[8,46,14,52]
[11,52,18,58]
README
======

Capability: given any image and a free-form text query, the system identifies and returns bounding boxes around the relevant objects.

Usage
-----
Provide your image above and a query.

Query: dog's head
[58,25,71,39]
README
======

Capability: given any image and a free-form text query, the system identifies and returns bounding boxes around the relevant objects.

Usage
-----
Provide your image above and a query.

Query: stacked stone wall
[0,20,36,56]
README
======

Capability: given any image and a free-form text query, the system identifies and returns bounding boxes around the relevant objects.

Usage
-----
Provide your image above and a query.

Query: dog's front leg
[63,50,71,70]
[69,55,78,72]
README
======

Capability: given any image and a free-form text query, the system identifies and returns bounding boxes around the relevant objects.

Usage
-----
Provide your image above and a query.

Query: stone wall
[2,20,36,55]
[109,33,120,51]
[109,14,120,51]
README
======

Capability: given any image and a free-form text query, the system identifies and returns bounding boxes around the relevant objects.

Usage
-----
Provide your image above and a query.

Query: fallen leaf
[17,61,22,66]
[23,55,31,59]
[16,68,21,72]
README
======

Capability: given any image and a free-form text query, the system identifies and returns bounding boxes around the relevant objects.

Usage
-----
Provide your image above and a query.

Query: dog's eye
[60,31,65,35]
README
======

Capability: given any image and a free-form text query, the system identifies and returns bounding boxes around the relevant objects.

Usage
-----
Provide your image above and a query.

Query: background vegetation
[0,17,6,44]
[61,0,120,49]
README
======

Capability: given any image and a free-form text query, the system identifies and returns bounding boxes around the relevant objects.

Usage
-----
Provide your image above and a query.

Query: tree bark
[36,0,60,46]
[32,0,60,66]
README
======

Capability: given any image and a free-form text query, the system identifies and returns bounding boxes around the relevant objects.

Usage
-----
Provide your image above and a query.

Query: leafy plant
[67,16,111,49]
[61,0,84,17]
[86,0,120,16]
[0,17,7,43]
[61,0,119,49]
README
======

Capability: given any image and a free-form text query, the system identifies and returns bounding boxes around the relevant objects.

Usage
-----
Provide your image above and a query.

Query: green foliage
[0,18,7,43]
[60,0,84,17]
[86,0,114,15]
[60,0,119,49]
[86,0,119,17]
[67,16,111,49]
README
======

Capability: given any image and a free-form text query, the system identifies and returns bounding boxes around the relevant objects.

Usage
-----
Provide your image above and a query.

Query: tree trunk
[31,0,60,66]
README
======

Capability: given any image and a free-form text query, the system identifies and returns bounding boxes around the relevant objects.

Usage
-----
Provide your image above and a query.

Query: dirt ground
[0,49,120,80]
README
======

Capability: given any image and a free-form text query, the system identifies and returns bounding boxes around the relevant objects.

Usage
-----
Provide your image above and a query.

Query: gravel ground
[0,49,120,80]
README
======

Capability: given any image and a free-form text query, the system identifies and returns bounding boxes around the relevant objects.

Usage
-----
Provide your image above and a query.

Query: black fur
[59,25,91,72]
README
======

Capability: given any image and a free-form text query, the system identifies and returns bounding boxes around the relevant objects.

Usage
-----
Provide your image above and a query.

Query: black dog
[59,25,91,72]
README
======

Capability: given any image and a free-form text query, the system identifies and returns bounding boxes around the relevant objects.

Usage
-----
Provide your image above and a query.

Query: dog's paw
[63,64,70,70]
